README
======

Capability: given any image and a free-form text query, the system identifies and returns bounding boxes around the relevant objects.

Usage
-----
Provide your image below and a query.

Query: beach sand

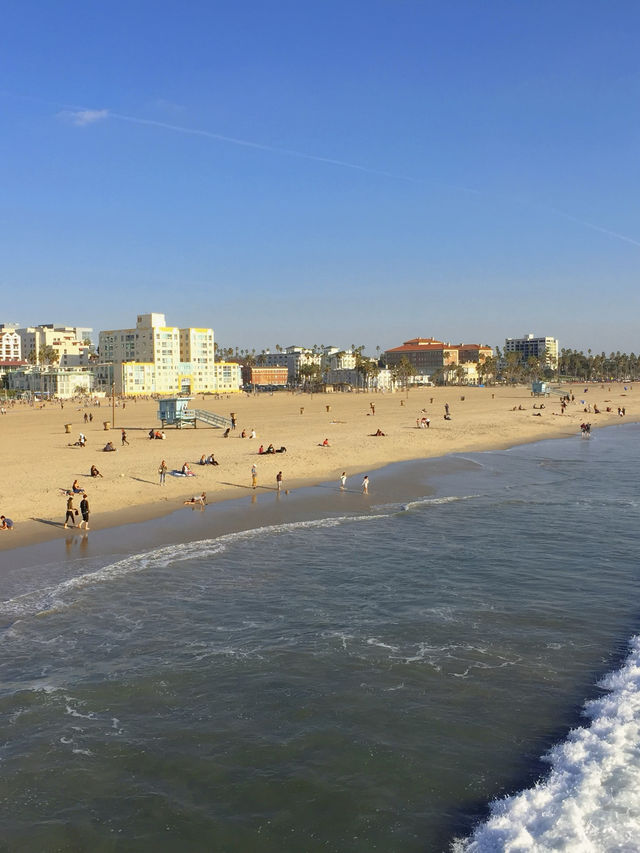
[0,384,635,551]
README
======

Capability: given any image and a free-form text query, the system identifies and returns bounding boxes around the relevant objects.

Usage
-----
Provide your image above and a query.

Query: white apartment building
[17,324,92,366]
[504,334,558,367]
[261,346,322,382]
[0,325,21,361]
[7,365,94,398]
[322,347,357,371]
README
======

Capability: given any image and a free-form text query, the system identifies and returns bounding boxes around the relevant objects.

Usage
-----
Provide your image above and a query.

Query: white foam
[452,635,640,852]
[401,494,480,512]
[0,513,388,620]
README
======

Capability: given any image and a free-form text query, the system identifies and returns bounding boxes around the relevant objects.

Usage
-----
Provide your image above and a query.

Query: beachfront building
[215,361,243,393]
[0,325,21,361]
[384,338,457,381]
[16,324,92,367]
[385,337,494,385]
[321,347,357,371]
[6,365,94,398]
[261,346,322,383]
[242,366,289,388]
[97,313,237,395]
[504,334,559,368]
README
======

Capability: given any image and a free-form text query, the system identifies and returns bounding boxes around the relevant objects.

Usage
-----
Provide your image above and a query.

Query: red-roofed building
[384,338,493,383]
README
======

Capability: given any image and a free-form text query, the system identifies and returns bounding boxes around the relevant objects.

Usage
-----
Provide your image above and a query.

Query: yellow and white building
[97,313,240,395]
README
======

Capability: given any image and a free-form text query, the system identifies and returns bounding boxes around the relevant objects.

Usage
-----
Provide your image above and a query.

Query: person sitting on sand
[149,429,155,439]
[320,438,330,446]
[250,429,256,439]
[207,453,219,466]
[258,444,264,454]
[275,446,287,453]
[90,465,103,478]
[0,515,14,530]
[371,429,385,436]
[223,428,231,438]
[266,443,275,454]
[240,429,247,438]
[181,462,194,476]
[199,454,207,465]
[103,441,116,452]
[444,414,451,420]
[72,479,82,493]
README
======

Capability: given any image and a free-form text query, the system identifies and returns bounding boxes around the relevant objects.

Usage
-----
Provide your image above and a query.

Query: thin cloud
[60,108,109,126]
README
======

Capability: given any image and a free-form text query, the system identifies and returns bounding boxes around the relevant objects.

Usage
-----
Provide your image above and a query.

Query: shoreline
[1,385,635,555]
[2,419,636,571]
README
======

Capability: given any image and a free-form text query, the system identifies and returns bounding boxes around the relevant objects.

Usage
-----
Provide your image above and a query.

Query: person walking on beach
[159,459,167,485]
[362,475,369,494]
[251,463,258,489]
[121,429,129,446]
[64,494,77,529]
[340,472,347,490]
[79,494,90,530]
[444,402,450,416]
[276,471,283,491]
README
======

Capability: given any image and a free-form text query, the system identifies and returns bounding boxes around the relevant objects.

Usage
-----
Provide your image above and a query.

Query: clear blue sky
[2,1,639,354]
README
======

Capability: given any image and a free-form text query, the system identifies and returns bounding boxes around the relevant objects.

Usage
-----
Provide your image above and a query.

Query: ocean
[1,424,639,852]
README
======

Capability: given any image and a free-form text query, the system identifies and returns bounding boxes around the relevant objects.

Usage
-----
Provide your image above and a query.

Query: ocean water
[1,424,639,852]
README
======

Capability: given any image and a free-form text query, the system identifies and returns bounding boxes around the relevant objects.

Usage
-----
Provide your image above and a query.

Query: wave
[0,513,389,620]
[452,635,640,852]
[401,494,480,512]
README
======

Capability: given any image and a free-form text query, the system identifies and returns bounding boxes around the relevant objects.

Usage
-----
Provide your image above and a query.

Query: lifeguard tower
[531,381,549,397]
[157,397,195,428]
[157,397,232,429]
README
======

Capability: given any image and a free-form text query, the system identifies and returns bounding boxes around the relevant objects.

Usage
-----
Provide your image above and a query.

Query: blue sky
[2,0,639,354]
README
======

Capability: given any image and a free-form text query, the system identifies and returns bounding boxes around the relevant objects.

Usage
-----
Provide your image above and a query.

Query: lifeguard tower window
[181,381,191,395]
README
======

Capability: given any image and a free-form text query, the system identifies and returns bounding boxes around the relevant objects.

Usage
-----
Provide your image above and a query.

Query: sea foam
[0,513,388,619]
[452,635,640,852]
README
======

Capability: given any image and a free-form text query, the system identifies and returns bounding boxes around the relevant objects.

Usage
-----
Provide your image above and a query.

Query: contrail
[109,111,420,184]
[2,90,639,248]
[545,206,640,249]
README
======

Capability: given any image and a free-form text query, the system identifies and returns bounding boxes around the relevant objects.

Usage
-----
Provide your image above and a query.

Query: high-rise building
[97,312,237,395]
[504,334,558,367]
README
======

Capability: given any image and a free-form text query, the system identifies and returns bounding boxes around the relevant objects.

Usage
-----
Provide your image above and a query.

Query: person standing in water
[340,472,347,490]
[251,463,258,489]
[362,475,369,494]
[276,471,283,491]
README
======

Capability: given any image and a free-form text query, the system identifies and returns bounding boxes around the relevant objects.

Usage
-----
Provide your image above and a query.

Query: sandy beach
[0,383,635,551]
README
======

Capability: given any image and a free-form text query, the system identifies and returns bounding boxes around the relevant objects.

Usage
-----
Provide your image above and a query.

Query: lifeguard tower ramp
[190,408,232,429]
[157,397,231,429]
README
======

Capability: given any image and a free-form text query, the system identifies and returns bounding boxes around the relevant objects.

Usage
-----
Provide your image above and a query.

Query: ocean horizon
[1,423,639,851]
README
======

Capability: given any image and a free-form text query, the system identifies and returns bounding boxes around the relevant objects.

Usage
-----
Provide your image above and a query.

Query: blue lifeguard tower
[157,397,232,429]
[157,397,195,428]
[531,381,549,397]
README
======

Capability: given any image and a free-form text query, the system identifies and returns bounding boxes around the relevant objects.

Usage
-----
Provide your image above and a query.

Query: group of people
[63,492,90,530]
[339,472,369,493]
[199,453,219,466]
[148,429,166,440]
